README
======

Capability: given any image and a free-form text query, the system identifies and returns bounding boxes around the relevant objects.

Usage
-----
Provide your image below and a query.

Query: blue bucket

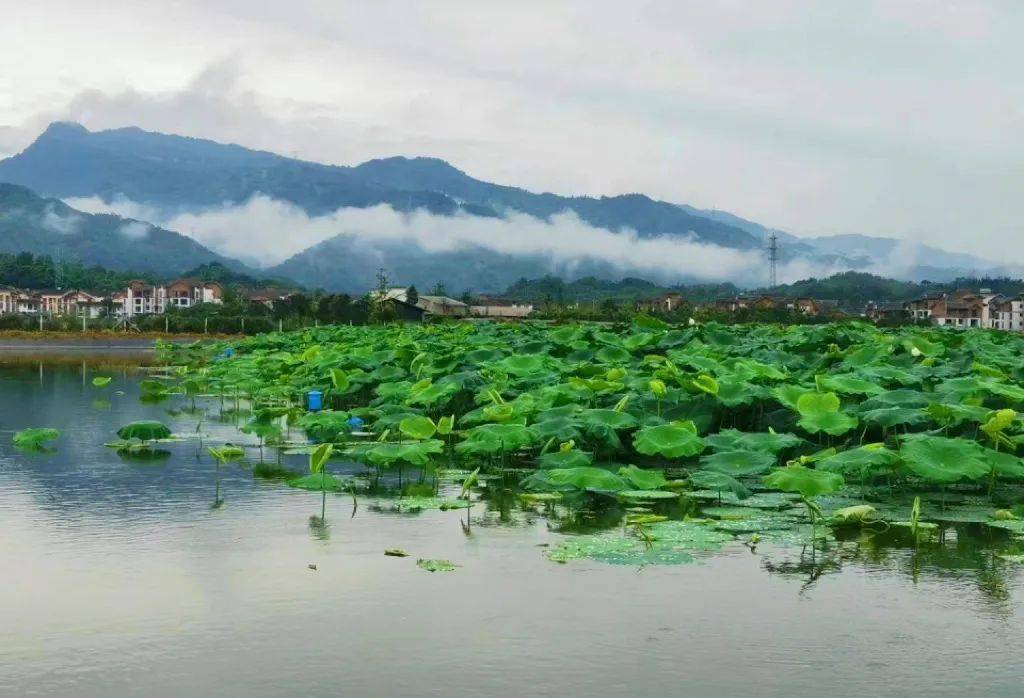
[307,390,324,412]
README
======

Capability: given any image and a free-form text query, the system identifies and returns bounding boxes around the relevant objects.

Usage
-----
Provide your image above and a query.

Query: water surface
[2,357,1024,697]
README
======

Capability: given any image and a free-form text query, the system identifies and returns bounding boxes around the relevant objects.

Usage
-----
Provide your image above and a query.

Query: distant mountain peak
[38,121,89,139]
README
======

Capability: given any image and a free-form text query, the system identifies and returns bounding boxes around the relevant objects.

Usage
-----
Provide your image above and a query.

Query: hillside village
[3,274,1024,333]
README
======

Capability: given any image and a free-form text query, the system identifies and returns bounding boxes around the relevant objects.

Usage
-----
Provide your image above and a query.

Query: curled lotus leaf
[117,421,172,440]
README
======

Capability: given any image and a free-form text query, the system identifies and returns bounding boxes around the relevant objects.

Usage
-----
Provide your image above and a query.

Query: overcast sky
[1,1,1022,258]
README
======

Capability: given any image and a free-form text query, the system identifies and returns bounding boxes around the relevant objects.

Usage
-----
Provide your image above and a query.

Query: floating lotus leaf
[13,427,60,449]
[699,449,776,476]
[417,559,457,572]
[521,466,628,493]
[547,534,696,566]
[617,489,679,501]
[687,471,751,499]
[91,376,112,387]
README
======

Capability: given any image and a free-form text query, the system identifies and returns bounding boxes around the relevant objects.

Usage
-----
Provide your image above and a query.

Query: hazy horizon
[2,1,1023,264]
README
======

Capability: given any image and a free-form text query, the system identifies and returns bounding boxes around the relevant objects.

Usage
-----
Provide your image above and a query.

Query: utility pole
[767,233,779,288]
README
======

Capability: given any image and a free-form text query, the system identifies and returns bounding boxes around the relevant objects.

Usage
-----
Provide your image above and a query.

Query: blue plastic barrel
[307,390,323,412]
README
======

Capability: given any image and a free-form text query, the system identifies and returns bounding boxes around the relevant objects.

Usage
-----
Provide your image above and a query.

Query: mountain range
[0,182,248,277]
[0,122,1013,292]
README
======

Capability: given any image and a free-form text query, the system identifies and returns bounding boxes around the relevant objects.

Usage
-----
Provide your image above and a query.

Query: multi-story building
[120,278,223,318]
[991,295,1024,331]
[0,286,16,314]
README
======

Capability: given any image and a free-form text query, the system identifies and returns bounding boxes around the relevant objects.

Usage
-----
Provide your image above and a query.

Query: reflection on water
[4,359,1024,697]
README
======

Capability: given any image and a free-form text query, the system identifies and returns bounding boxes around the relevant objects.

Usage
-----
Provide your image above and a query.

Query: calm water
[3,355,1024,697]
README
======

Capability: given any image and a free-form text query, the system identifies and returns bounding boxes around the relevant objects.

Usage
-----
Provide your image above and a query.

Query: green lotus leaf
[521,466,629,493]
[117,421,172,440]
[399,415,437,440]
[818,444,899,480]
[817,374,884,396]
[703,429,802,454]
[617,464,668,490]
[538,449,595,469]
[899,434,990,484]
[687,470,751,499]
[499,354,548,375]
[91,376,112,387]
[859,407,927,428]
[617,489,679,501]
[364,440,444,467]
[455,423,538,456]
[699,449,776,476]
[902,335,944,358]
[763,464,844,498]
[579,408,638,431]
[691,374,719,396]
[633,424,705,458]
[417,559,457,572]
[330,368,350,392]
[13,427,61,449]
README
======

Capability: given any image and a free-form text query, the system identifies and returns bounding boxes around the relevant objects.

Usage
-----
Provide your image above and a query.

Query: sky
[1,0,1023,261]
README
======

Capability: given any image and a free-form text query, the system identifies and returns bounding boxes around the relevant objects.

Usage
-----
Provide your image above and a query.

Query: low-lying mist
[66,193,879,287]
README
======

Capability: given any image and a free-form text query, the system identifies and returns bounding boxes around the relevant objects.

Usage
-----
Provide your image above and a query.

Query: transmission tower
[767,233,778,287]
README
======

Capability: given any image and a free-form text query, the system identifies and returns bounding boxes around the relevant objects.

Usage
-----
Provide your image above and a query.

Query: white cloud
[5,1,1024,263]
[117,221,151,240]
[40,205,82,235]
[64,193,843,285]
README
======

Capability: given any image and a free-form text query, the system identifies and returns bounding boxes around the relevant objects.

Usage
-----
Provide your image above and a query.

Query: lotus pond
[5,321,1024,696]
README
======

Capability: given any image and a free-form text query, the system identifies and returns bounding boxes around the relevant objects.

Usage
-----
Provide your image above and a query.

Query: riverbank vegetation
[152,318,1024,566]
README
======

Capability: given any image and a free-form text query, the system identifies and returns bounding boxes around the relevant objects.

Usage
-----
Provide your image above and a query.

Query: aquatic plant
[154,318,1024,565]
[13,427,60,451]
[117,421,172,441]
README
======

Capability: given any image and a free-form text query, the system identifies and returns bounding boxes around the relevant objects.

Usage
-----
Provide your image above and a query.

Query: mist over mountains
[0,122,1013,293]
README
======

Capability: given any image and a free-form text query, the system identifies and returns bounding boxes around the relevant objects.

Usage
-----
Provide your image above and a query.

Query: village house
[373,287,534,320]
[121,279,223,318]
[990,294,1024,331]
[929,289,984,328]
[0,286,15,314]
[903,293,943,321]
[417,294,470,317]
[0,287,110,317]
[59,290,106,318]
[864,301,907,323]
[635,292,686,314]
[166,279,224,309]
[710,295,837,316]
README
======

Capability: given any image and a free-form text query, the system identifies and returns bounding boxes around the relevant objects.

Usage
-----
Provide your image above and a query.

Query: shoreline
[0,331,239,349]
